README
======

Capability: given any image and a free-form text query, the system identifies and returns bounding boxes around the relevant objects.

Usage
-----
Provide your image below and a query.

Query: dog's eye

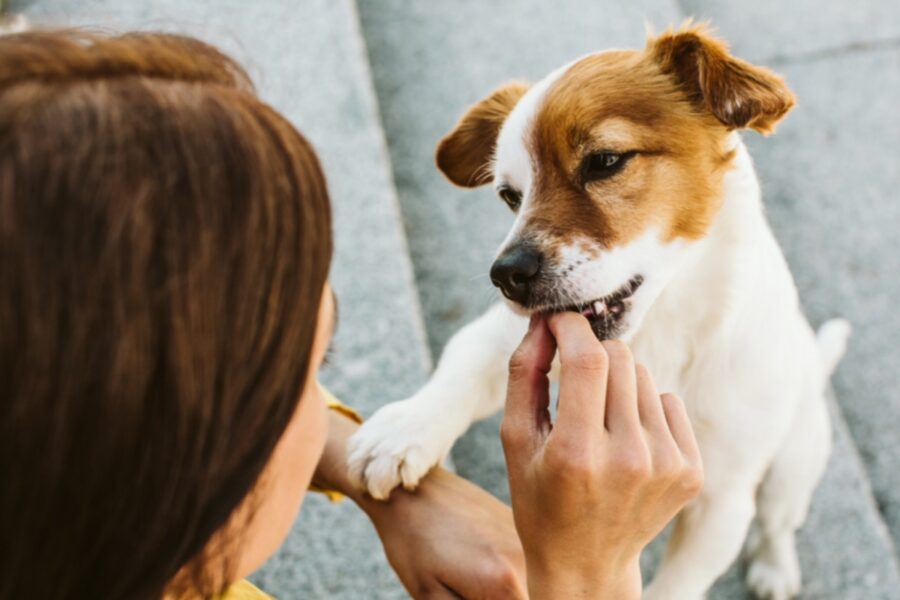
[498,186,522,211]
[581,151,636,184]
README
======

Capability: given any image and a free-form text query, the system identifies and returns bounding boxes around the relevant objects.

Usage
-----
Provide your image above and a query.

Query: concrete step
[678,0,900,64]
[356,1,900,597]
[20,0,431,597]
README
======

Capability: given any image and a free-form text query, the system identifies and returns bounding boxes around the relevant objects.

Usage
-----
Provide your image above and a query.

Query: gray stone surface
[19,0,430,597]
[678,0,900,64]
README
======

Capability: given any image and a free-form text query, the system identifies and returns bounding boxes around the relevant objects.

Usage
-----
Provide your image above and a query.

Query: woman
[0,30,702,599]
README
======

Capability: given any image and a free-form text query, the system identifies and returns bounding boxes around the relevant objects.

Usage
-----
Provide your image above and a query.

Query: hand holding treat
[501,313,704,599]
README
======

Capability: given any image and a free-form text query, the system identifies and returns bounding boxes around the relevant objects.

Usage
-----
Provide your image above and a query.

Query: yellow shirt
[219,388,362,600]
[320,386,363,425]
[217,579,273,600]
[309,386,363,501]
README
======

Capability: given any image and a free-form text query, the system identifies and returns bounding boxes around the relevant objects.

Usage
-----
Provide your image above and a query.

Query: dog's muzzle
[490,244,543,305]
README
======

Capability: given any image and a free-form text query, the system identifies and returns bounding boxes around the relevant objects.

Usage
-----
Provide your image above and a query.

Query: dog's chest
[630,327,693,396]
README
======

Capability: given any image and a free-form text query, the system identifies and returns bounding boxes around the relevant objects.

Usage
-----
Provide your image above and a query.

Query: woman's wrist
[525,554,642,600]
[312,406,420,520]
[311,408,368,503]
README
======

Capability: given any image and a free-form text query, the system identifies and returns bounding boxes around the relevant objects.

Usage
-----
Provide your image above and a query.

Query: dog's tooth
[593,300,606,315]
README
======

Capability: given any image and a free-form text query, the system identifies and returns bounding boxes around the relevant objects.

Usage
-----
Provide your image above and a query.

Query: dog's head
[436,24,794,340]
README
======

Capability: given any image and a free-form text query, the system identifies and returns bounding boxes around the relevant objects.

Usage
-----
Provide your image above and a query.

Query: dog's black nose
[490,245,543,304]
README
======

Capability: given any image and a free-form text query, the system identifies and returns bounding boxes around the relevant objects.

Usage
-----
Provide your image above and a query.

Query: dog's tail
[817,318,852,378]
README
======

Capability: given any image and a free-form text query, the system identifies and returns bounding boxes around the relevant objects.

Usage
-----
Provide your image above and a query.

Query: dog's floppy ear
[435,81,530,187]
[648,23,795,134]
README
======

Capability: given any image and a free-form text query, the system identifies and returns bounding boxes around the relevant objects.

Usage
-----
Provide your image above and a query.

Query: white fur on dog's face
[491,55,712,341]
[544,232,698,342]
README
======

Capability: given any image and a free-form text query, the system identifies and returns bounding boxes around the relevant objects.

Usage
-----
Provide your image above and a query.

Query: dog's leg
[746,320,846,599]
[746,394,830,600]
[644,484,757,600]
[347,302,527,499]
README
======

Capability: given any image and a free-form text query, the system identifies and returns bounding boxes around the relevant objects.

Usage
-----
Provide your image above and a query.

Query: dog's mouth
[542,275,644,340]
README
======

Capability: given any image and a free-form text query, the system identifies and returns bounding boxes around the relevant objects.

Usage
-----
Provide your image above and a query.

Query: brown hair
[0,30,332,599]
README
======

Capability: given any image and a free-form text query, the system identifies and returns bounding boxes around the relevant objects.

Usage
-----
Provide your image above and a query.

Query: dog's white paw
[346,399,452,500]
[746,556,801,600]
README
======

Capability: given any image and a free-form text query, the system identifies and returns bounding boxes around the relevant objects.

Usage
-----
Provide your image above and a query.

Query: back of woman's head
[0,30,332,599]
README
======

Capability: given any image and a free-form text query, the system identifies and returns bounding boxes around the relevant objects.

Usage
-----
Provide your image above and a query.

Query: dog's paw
[746,557,801,600]
[346,399,451,500]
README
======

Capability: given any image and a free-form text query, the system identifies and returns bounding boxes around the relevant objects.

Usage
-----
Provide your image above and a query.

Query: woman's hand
[364,468,526,599]
[500,313,704,599]
[315,406,526,599]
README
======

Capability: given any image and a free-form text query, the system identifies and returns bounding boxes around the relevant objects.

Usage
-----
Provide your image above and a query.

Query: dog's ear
[647,23,795,134]
[435,81,530,187]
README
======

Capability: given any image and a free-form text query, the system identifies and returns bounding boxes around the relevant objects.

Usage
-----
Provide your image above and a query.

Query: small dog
[348,23,850,599]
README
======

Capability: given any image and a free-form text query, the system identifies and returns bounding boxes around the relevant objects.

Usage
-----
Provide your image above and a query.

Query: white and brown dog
[348,24,850,600]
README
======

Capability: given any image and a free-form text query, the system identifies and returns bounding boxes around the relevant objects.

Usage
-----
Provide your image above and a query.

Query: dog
[347,23,850,599]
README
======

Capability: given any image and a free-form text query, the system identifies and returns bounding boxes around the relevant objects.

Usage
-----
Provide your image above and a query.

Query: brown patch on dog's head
[528,49,731,249]
[436,81,530,187]
[519,23,794,253]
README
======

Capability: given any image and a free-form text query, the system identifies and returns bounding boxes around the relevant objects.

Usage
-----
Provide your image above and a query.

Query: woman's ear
[647,23,795,134]
[435,81,530,187]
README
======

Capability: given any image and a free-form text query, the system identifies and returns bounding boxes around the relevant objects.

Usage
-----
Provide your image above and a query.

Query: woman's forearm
[312,409,371,506]
[312,408,420,519]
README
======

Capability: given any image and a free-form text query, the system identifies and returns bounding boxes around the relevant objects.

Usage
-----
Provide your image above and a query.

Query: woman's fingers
[501,315,556,463]
[506,313,702,488]
[432,582,466,600]
[635,363,668,434]
[601,340,640,435]
[547,312,609,442]
[661,393,703,466]
[502,314,705,598]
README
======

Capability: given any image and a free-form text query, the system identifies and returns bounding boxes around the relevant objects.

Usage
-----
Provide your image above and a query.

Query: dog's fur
[348,24,850,599]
